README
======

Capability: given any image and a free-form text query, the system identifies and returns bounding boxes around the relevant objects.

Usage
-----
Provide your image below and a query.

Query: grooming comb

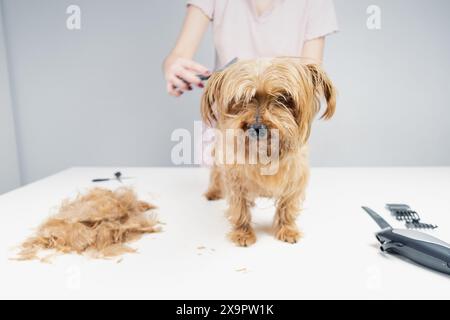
[386,204,438,230]
[175,58,238,90]
[199,57,239,80]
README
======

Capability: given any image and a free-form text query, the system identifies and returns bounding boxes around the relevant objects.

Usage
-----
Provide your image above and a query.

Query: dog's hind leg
[204,166,224,201]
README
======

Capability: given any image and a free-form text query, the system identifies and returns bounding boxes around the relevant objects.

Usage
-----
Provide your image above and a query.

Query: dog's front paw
[275,225,302,244]
[229,228,257,247]
[204,188,224,201]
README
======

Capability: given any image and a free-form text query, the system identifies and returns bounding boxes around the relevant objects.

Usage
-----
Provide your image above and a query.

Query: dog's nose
[248,123,268,139]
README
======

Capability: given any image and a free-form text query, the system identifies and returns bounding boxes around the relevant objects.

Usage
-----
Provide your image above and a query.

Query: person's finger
[181,59,211,76]
[167,81,183,97]
[167,82,182,97]
[169,75,190,91]
[175,68,204,88]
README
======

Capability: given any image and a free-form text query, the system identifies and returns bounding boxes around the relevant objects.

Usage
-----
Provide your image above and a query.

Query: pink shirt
[187,0,339,68]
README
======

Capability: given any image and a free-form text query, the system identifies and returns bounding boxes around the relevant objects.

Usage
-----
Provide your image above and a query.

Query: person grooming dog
[163,0,338,96]
[163,0,338,246]
[164,0,338,166]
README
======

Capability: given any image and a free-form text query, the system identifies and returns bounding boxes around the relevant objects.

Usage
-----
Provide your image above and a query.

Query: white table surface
[0,167,449,300]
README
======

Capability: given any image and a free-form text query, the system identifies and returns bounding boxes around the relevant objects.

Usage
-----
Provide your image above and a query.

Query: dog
[200,57,336,246]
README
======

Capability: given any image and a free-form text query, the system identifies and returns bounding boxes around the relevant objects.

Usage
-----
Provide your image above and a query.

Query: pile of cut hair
[15,187,160,262]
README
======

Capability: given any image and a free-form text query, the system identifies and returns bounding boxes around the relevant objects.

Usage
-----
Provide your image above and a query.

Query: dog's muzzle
[248,106,267,139]
[248,105,268,139]
[248,123,268,139]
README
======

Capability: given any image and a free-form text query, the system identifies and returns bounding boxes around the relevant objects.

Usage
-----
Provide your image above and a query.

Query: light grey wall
[313,0,450,166]
[0,1,20,193]
[1,0,450,185]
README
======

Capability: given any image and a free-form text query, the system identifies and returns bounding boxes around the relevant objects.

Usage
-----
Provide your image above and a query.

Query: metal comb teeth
[393,209,420,222]
[385,204,438,230]
[405,221,438,230]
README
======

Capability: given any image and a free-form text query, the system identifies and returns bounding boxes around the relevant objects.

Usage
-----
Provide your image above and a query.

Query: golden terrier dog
[201,57,336,246]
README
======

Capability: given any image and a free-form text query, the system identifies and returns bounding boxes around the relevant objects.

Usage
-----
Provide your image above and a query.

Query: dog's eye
[227,103,243,115]
[276,95,295,110]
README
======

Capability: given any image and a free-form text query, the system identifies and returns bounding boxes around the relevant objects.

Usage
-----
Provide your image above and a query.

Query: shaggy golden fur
[201,57,336,246]
[15,188,160,262]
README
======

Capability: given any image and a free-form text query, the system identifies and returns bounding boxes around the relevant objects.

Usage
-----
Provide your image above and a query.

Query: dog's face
[201,58,336,159]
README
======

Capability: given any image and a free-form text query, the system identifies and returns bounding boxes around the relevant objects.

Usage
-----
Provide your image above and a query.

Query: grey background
[0,2,20,194]
[0,0,449,193]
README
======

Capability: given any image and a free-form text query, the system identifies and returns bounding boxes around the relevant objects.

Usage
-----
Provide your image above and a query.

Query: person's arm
[164,5,211,97]
[300,37,325,65]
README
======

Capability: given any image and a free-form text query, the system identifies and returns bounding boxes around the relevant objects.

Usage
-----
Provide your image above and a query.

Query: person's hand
[164,56,211,97]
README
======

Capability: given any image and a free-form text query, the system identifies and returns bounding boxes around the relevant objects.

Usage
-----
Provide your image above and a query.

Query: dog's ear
[306,64,337,120]
[201,72,225,126]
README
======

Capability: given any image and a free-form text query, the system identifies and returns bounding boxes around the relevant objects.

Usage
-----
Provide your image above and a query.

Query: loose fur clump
[15,188,160,262]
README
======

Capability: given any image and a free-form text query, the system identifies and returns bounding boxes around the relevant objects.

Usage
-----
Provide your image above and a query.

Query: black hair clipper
[362,207,450,275]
